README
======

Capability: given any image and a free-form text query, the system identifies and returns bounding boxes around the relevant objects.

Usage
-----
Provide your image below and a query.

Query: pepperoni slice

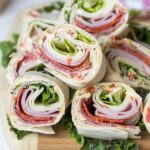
[80,99,124,124]
[14,87,55,124]
[38,48,91,72]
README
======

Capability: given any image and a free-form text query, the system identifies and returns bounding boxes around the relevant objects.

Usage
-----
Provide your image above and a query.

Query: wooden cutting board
[0,67,149,150]
[38,127,150,150]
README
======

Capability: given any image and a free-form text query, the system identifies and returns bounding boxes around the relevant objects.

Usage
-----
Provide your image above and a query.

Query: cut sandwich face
[37,24,106,88]
[130,10,150,29]
[72,82,142,140]
[6,51,46,84]
[17,19,56,51]
[8,72,69,134]
[129,10,150,47]
[60,0,129,41]
[24,1,65,22]
[104,38,150,90]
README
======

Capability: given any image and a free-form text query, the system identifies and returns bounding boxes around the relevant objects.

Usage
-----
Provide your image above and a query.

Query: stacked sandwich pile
[1,0,150,149]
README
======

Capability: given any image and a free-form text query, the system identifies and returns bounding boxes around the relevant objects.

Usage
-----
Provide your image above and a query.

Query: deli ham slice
[72,82,142,140]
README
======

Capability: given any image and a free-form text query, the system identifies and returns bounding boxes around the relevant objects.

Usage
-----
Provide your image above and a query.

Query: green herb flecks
[0,33,19,67]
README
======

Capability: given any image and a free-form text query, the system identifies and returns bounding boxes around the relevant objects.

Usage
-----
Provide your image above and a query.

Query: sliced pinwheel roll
[104,38,150,90]
[143,93,150,133]
[8,72,69,134]
[6,51,45,84]
[72,82,142,140]
[18,19,56,51]
[129,10,150,47]
[37,24,106,88]
[24,1,65,22]
[60,0,129,41]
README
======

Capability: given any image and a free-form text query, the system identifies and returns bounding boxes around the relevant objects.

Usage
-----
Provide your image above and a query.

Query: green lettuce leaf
[31,83,59,106]
[0,33,19,68]
[7,115,32,140]
[134,87,149,99]
[42,86,59,106]
[129,9,141,19]
[76,0,105,13]
[69,88,76,100]
[76,30,95,44]
[42,1,64,13]
[99,88,125,106]
[129,10,150,46]
[137,119,146,131]
[61,106,139,150]
[61,105,84,146]
[81,138,139,150]
[130,26,150,45]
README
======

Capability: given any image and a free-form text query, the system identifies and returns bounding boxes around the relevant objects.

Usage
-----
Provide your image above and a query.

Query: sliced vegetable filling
[79,83,141,125]
[75,0,105,13]
[51,38,78,56]
[99,87,126,106]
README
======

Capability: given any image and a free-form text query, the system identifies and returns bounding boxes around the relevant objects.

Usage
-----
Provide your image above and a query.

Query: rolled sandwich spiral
[37,24,106,88]
[104,38,150,90]
[17,19,56,51]
[60,0,129,41]
[72,82,142,140]
[8,72,69,134]
[6,51,45,84]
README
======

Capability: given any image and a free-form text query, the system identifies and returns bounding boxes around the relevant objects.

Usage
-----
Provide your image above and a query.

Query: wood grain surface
[39,125,80,150]
[39,126,150,150]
